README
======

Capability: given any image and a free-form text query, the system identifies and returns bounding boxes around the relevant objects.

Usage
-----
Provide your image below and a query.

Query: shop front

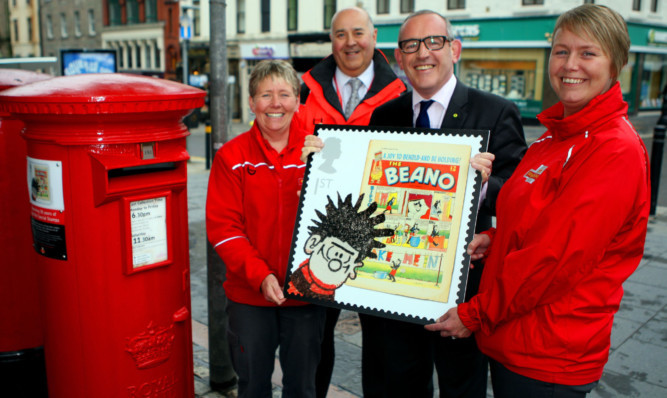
[376,16,667,119]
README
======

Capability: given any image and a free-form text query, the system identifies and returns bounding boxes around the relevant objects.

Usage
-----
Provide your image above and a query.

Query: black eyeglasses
[398,36,451,54]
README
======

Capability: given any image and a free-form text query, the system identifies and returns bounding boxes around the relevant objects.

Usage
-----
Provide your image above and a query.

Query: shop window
[400,0,414,13]
[287,0,297,31]
[377,0,389,14]
[324,0,336,30]
[640,54,666,109]
[459,48,545,117]
[261,0,270,32]
[448,0,465,10]
[633,0,641,11]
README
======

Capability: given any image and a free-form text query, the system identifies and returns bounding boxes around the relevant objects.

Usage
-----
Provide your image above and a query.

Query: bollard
[650,123,665,216]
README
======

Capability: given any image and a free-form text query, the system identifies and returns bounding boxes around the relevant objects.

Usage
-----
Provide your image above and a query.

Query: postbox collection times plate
[129,197,169,268]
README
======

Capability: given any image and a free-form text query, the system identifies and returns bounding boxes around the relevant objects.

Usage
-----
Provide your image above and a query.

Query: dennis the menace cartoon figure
[287,194,392,301]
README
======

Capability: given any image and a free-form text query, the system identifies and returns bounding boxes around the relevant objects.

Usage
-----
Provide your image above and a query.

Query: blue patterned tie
[416,100,434,128]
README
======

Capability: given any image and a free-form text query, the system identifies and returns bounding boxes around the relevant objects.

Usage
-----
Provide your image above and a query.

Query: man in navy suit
[359,10,527,398]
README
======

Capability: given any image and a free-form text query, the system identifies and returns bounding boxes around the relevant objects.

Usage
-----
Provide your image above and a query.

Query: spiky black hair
[308,193,393,262]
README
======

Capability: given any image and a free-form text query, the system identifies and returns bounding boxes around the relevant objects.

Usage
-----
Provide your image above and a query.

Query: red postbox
[0,69,52,395]
[0,73,205,398]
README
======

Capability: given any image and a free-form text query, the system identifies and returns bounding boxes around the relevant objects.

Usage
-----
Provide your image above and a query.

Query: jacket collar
[307,49,400,110]
[537,82,627,140]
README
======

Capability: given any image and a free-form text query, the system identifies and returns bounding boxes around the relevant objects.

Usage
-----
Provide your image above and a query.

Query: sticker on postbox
[130,197,168,268]
[27,157,67,260]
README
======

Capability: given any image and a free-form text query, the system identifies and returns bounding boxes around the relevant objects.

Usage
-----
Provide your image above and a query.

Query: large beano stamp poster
[285,125,489,324]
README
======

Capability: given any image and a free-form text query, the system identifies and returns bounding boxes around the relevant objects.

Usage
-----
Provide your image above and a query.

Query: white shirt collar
[411,75,457,128]
[334,60,375,93]
[411,75,457,112]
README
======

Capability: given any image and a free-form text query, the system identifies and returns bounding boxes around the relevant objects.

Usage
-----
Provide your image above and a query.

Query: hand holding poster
[285,125,489,324]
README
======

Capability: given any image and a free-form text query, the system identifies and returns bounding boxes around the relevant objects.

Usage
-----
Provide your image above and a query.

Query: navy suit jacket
[369,81,527,298]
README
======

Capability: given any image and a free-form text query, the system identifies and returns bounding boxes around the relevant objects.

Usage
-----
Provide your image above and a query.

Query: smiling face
[330,8,377,77]
[395,13,461,99]
[248,75,299,138]
[305,235,361,287]
[549,28,614,118]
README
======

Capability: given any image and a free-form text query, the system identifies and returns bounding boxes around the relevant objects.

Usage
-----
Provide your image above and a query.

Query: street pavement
[187,113,667,398]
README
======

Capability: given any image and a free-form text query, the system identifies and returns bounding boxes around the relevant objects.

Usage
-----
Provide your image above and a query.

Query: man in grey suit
[360,10,527,398]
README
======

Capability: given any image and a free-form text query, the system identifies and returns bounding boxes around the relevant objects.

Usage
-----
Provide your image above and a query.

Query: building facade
[217,0,666,122]
[101,0,180,80]
[8,0,41,57]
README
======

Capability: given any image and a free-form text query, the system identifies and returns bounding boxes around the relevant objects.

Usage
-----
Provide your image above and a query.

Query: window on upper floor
[145,0,157,23]
[261,0,270,32]
[584,0,595,4]
[88,9,96,35]
[126,0,139,24]
[324,0,336,30]
[448,0,465,10]
[377,0,389,14]
[74,11,82,37]
[651,0,657,12]
[633,0,641,11]
[12,19,18,42]
[46,15,54,39]
[194,9,201,36]
[237,0,246,34]
[287,0,297,31]
[400,0,414,13]
[27,16,33,41]
[522,0,544,5]
[60,13,68,38]
[108,0,121,26]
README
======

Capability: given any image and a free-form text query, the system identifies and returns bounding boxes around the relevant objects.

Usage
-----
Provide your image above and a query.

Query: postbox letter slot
[108,162,178,179]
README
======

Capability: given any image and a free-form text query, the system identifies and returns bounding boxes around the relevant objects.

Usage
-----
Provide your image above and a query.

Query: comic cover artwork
[349,140,471,303]
[285,126,486,323]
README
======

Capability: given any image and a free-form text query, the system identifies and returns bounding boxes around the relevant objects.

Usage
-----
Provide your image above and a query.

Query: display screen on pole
[60,49,117,76]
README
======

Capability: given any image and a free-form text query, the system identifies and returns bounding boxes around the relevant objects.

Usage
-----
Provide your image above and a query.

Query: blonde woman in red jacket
[207,60,325,398]
[426,5,650,397]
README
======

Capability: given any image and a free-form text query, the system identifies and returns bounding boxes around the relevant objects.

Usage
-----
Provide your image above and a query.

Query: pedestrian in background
[206,59,325,398]
[295,7,406,397]
[428,5,650,397]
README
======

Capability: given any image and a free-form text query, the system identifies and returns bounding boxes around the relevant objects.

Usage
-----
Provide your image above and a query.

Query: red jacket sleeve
[206,147,273,292]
